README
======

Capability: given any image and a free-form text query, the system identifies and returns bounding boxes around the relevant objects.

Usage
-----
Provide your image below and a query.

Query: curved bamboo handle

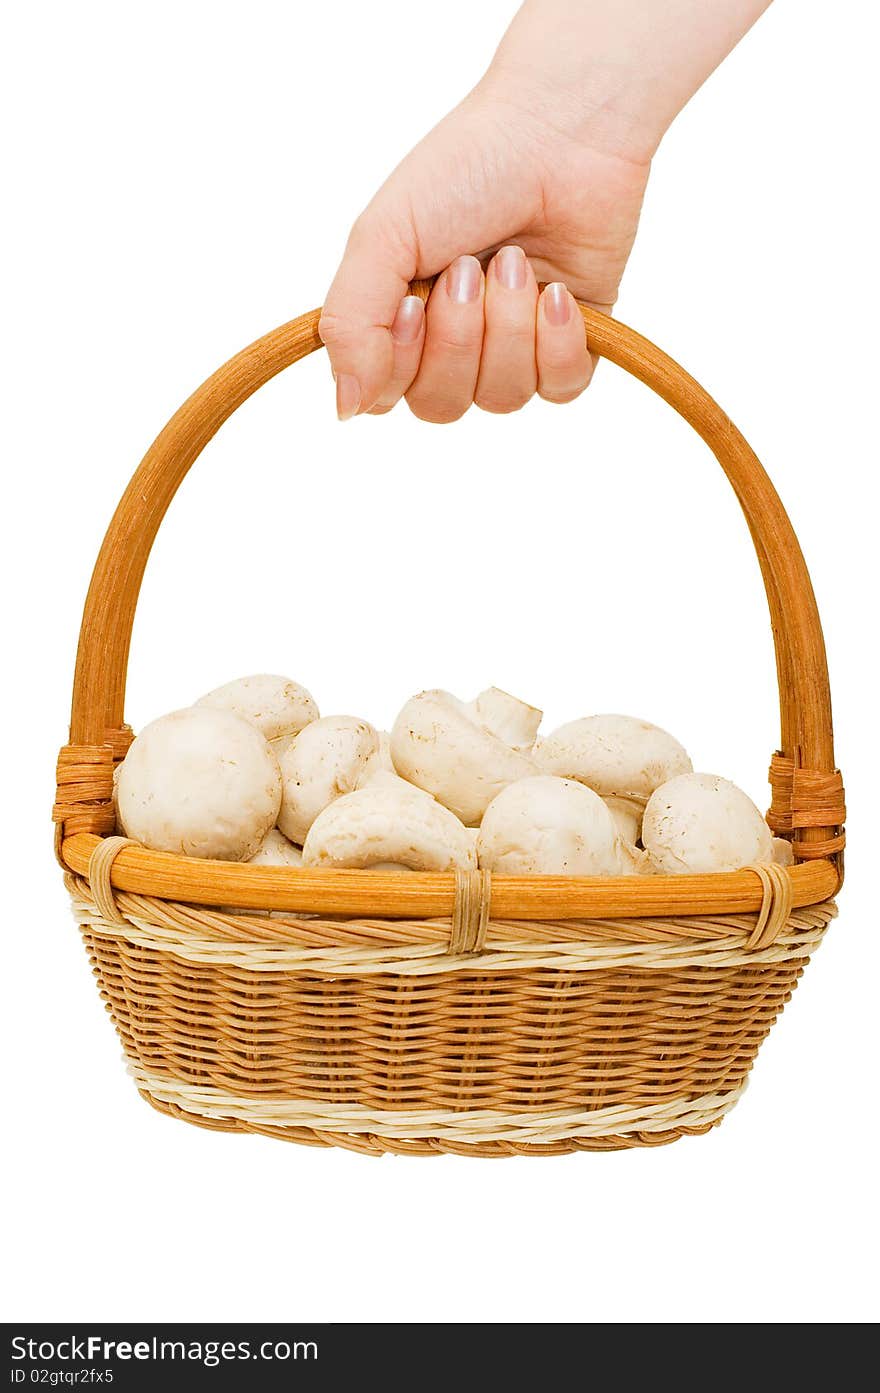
[66,301,839,855]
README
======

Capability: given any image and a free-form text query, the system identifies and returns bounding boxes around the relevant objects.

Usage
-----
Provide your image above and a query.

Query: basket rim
[61,831,839,921]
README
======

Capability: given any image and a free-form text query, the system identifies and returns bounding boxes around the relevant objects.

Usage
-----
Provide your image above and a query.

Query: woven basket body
[54,297,845,1155]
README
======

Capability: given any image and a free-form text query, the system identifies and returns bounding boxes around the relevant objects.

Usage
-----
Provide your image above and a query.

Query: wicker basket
[53,292,846,1155]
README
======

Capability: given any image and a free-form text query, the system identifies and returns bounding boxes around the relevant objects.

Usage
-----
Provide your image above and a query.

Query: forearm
[483,0,773,161]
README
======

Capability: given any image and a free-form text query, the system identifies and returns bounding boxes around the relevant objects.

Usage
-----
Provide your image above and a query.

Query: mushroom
[356,730,397,786]
[111,760,122,832]
[477,774,635,876]
[390,689,537,825]
[277,716,379,844]
[771,836,795,868]
[195,674,318,757]
[303,779,476,872]
[464,687,542,753]
[116,707,281,860]
[537,714,692,805]
[603,795,644,846]
[642,772,774,874]
[248,827,303,867]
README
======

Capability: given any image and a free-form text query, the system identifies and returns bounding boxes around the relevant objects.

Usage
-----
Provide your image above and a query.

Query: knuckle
[538,343,584,371]
[349,210,371,240]
[317,310,350,349]
[429,323,483,355]
[486,314,535,341]
[346,209,379,250]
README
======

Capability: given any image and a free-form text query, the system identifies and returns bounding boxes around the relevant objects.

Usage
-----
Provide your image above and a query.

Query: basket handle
[62,293,843,860]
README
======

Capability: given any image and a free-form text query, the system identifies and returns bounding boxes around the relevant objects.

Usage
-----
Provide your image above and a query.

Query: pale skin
[320,0,772,423]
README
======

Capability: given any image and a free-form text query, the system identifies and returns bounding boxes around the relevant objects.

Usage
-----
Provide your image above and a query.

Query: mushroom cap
[537,714,692,802]
[117,707,281,860]
[277,715,379,844]
[642,772,774,874]
[464,687,542,753]
[355,731,397,787]
[268,732,298,759]
[390,689,537,826]
[247,827,303,867]
[195,674,318,743]
[477,774,632,876]
[111,761,122,832]
[303,780,476,872]
[603,795,644,846]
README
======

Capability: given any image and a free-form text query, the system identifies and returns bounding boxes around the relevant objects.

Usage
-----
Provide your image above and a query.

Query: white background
[3,0,877,1324]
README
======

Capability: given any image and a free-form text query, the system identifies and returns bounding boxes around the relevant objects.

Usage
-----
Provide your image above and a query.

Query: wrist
[480,0,772,165]
[477,55,665,168]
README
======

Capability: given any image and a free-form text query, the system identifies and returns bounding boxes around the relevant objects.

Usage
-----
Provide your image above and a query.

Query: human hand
[320,0,770,423]
[320,78,647,423]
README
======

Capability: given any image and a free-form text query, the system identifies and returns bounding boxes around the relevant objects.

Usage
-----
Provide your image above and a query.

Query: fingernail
[496,245,527,290]
[335,372,361,421]
[542,282,571,326]
[391,294,425,344]
[447,255,482,304]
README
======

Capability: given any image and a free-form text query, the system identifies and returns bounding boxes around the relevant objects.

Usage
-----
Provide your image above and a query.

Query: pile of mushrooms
[114,674,790,876]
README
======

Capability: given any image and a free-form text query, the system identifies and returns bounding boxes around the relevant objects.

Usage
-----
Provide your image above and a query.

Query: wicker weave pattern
[74,879,834,1152]
[128,1065,747,1144]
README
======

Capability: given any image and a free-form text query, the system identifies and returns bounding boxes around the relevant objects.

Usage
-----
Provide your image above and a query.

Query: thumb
[319,203,418,419]
[320,93,533,418]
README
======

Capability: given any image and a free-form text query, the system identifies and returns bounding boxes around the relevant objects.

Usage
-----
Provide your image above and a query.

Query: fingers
[403,251,592,422]
[328,231,594,424]
[368,296,426,415]
[319,207,416,419]
[474,246,539,414]
[404,257,485,424]
[536,283,593,403]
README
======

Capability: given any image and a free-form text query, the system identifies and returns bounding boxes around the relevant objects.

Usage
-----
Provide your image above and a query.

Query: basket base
[140,1090,721,1155]
[140,1092,724,1158]
[134,1070,738,1157]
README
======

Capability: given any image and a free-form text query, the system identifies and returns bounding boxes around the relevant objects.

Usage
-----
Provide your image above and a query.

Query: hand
[384,247,595,423]
[319,0,770,423]
[320,86,648,423]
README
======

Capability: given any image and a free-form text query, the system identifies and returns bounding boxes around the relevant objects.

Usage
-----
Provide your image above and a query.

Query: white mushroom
[537,714,692,804]
[277,716,379,844]
[771,836,795,868]
[603,795,643,846]
[477,775,635,876]
[247,827,303,867]
[117,707,281,860]
[602,795,650,872]
[355,730,397,786]
[111,761,122,832]
[303,780,476,872]
[355,767,425,800]
[195,674,318,757]
[390,689,537,826]
[642,772,773,874]
[464,687,542,753]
